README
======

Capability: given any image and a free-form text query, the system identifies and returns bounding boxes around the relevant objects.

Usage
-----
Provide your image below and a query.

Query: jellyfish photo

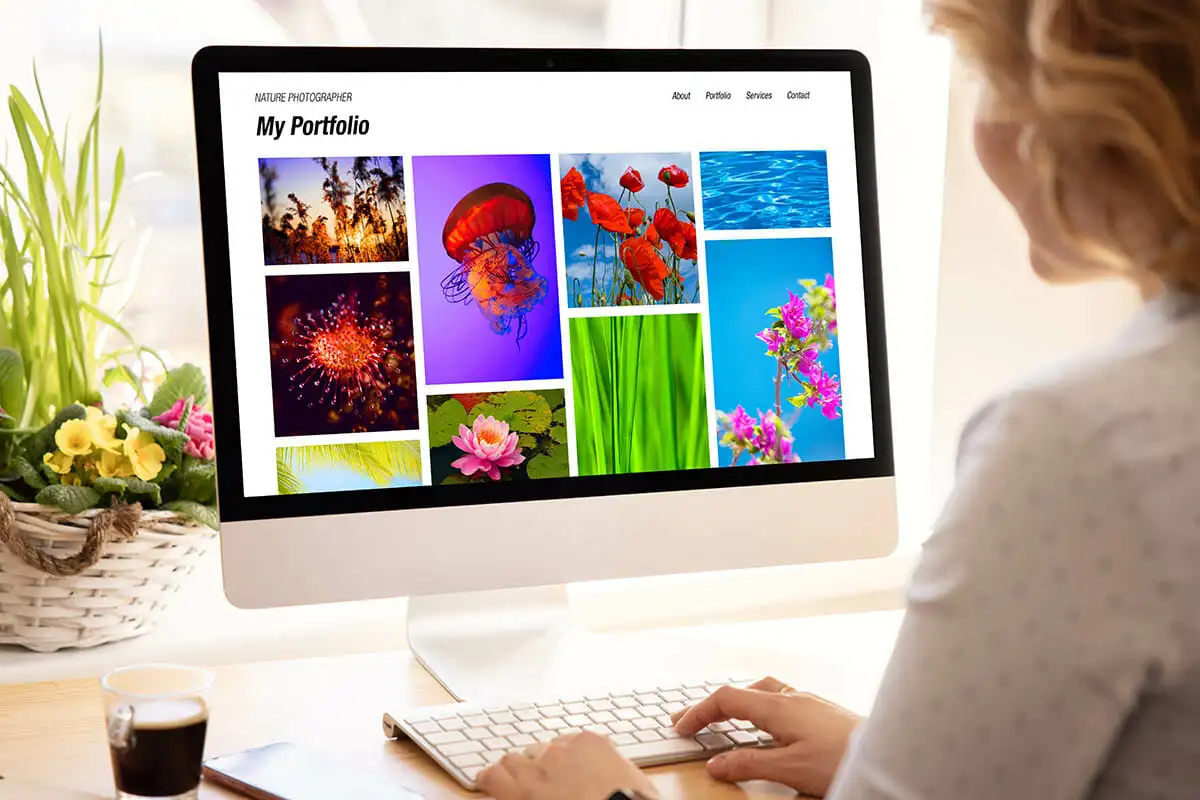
[440,182,548,346]
[412,154,564,386]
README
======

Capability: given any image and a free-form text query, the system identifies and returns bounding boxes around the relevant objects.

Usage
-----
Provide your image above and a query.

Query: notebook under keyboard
[383,678,769,791]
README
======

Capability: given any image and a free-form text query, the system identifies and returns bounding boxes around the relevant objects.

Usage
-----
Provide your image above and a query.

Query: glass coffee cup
[101,664,214,800]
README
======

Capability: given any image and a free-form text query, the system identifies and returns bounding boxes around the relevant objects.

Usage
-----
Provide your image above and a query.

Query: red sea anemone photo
[266,272,418,436]
[559,153,700,308]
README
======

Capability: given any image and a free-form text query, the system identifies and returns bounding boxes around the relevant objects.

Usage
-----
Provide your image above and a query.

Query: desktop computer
[191,46,895,788]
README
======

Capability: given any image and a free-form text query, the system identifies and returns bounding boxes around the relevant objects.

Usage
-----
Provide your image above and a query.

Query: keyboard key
[615,708,641,721]
[655,716,673,728]
[440,717,467,731]
[589,711,617,724]
[490,712,518,725]
[633,718,658,731]
[609,720,635,734]
[659,691,688,704]
[732,719,756,731]
[509,733,536,748]
[564,703,589,715]
[466,728,492,741]
[464,715,489,728]
[542,718,568,731]
[490,724,518,737]
[515,709,542,722]
[683,687,708,700]
[431,709,460,720]
[728,731,759,746]
[613,696,639,709]
[562,727,582,736]
[584,693,609,701]
[483,750,506,764]
[695,732,734,751]
[484,706,509,714]
[662,702,686,715]
[710,722,735,733]
[634,729,663,743]
[412,720,441,735]
[635,694,660,705]
[483,738,510,751]
[440,740,485,757]
[565,714,590,727]
[639,704,663,717]
[584,725,611,736]
[450,753,485,768]
[515,720,542,734]
[534,731,557,743]
[660,727,681,740]
[588,699,615,712]
[541,706,567,718]
[757,731,775,745]
[427,731,467,746]
[612,732,637,746]
[462,765,484,782]
[617,737,706,761]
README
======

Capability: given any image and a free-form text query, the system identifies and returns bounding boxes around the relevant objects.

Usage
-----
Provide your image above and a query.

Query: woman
[480,1,1200,797]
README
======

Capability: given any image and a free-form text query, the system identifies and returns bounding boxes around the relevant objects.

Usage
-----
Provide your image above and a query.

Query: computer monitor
[191,47,896,701]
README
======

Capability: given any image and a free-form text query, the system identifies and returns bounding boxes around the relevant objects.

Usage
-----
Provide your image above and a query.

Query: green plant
[0,38,157,434]
[276,441,423,495]
[2,365,218,529]
[569,313,709,475]
[428,390,568,483]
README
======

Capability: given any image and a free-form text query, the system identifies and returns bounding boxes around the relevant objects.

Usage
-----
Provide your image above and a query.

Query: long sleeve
[826,390,1173,799]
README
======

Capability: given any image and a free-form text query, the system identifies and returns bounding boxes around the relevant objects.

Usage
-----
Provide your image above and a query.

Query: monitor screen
[195,51,891,522]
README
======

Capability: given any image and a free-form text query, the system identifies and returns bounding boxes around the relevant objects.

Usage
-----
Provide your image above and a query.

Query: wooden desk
[0,649,809,799]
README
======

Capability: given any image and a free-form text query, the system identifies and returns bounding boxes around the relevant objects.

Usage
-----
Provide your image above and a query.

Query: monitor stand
[407,585,591,703]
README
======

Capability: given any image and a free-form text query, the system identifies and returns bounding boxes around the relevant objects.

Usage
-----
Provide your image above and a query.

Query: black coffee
[109,699,208,797]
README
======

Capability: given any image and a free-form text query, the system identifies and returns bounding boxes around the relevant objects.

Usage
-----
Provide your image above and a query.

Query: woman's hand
[477,730,658,800]
[672,677,862,796]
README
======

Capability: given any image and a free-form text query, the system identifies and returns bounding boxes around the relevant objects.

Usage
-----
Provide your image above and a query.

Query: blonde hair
[926,0,1200,288]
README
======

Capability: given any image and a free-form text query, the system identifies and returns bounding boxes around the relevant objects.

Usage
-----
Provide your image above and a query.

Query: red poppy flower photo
[559,153,700,308]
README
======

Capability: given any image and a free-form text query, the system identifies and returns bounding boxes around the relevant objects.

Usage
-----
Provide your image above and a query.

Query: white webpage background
[216,71,873,497]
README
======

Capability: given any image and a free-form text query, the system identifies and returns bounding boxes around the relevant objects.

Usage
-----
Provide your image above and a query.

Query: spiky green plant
[276,441,423,495]
[0,37,156,438]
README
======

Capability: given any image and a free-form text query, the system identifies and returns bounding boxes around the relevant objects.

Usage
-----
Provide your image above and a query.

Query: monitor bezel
[191,46,894,524]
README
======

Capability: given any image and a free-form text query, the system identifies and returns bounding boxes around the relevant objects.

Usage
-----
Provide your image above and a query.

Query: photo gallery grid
[256,149,843,497]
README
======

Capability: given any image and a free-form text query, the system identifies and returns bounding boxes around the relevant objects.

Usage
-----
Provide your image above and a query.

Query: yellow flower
[61,473,82,486]
[55,419,93,456]
[97,449,134,479]
[122,426,165,481]
[86,407,122,452]
[42,450,74,475]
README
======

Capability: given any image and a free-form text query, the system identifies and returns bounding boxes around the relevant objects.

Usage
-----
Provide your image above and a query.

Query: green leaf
[164,500,219,530]
[787,394,807,408]
[526,446,568,479]
[549,424,567,444]
[14,454,47,490]
[92,476,128,496]
[103,365,145,402]
[277,454,304,495]
[0,482,27,501]
[507,394,552,434]
[125,477,162,505]
[117,409,189,462]
[439,473,471,486]
[0,347,25,419]
[147,363,209,417]
[766,307,782,319]
[799,279,817,289]
[427,398,467,448]
[517,433,537,449]
[35,484,101,515]
[20,404,87,461]
[552,406,566,425]
[178,461,217,504]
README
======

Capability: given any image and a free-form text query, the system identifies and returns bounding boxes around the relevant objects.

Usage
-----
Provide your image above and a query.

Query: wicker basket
[0,497,215,652]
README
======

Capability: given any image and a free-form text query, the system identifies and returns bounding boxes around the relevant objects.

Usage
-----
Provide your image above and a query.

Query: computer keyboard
[383,678,769,791]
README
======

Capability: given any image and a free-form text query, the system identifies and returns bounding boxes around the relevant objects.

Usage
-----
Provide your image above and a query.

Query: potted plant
[0,44,219,652]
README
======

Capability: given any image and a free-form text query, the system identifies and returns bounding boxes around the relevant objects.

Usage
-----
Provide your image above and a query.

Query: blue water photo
[700,151,831,231]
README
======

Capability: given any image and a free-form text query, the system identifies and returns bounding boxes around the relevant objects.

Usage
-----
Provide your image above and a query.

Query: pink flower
[450,415,525,481]
[153,396,216,460]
